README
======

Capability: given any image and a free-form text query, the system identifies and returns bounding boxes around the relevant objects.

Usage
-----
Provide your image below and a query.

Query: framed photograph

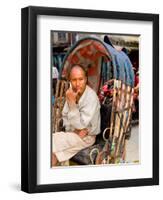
[21,6,159,193]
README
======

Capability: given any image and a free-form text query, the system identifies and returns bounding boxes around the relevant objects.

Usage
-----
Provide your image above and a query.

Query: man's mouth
[76,88,80,91]
[73,88,80,93]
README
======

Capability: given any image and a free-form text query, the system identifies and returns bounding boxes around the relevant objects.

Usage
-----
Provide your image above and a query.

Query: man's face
[69,66,87,96]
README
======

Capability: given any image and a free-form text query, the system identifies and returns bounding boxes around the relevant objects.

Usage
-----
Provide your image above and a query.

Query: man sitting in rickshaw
[52,64,101,166]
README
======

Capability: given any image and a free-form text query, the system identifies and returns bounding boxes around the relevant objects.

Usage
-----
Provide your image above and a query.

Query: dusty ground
[126,124,139,163]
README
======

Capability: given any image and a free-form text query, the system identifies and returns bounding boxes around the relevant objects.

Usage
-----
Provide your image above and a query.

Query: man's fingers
[67,88,77,95]
[66,88,73,94]
[79,129,88,138]
[79,131,87,138]
[76,90,80,96]
[74,129,88,138]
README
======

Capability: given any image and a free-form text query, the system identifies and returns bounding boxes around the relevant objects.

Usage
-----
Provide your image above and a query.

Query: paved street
[126,125,139,163]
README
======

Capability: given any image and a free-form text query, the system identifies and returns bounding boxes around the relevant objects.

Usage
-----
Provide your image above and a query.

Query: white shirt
[62,85,101,135]
[52,66,59,79]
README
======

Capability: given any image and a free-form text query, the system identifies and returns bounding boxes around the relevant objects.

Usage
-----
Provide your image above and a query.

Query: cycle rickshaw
[52,36,134,165]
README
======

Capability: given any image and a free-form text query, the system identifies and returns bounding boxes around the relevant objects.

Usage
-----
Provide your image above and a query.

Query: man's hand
[74,128,88,138]
[66,88,78,108]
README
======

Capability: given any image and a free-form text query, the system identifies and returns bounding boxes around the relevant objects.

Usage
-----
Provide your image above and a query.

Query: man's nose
[76,80,80,86]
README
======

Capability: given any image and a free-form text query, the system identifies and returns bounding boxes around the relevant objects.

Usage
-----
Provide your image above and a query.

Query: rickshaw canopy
[61,37,134,93]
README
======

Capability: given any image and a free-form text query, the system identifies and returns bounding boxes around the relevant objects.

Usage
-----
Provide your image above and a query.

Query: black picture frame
[21,6,159,193]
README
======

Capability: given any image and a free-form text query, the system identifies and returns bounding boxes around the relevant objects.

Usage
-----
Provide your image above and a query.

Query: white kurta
[52,85,101,162]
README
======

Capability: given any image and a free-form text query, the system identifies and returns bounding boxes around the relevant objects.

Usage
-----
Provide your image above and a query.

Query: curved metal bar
[89,148,100,165]
[102,127,111,142]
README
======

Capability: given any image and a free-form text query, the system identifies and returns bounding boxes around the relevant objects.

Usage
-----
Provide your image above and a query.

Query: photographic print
[51,32,139,167]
